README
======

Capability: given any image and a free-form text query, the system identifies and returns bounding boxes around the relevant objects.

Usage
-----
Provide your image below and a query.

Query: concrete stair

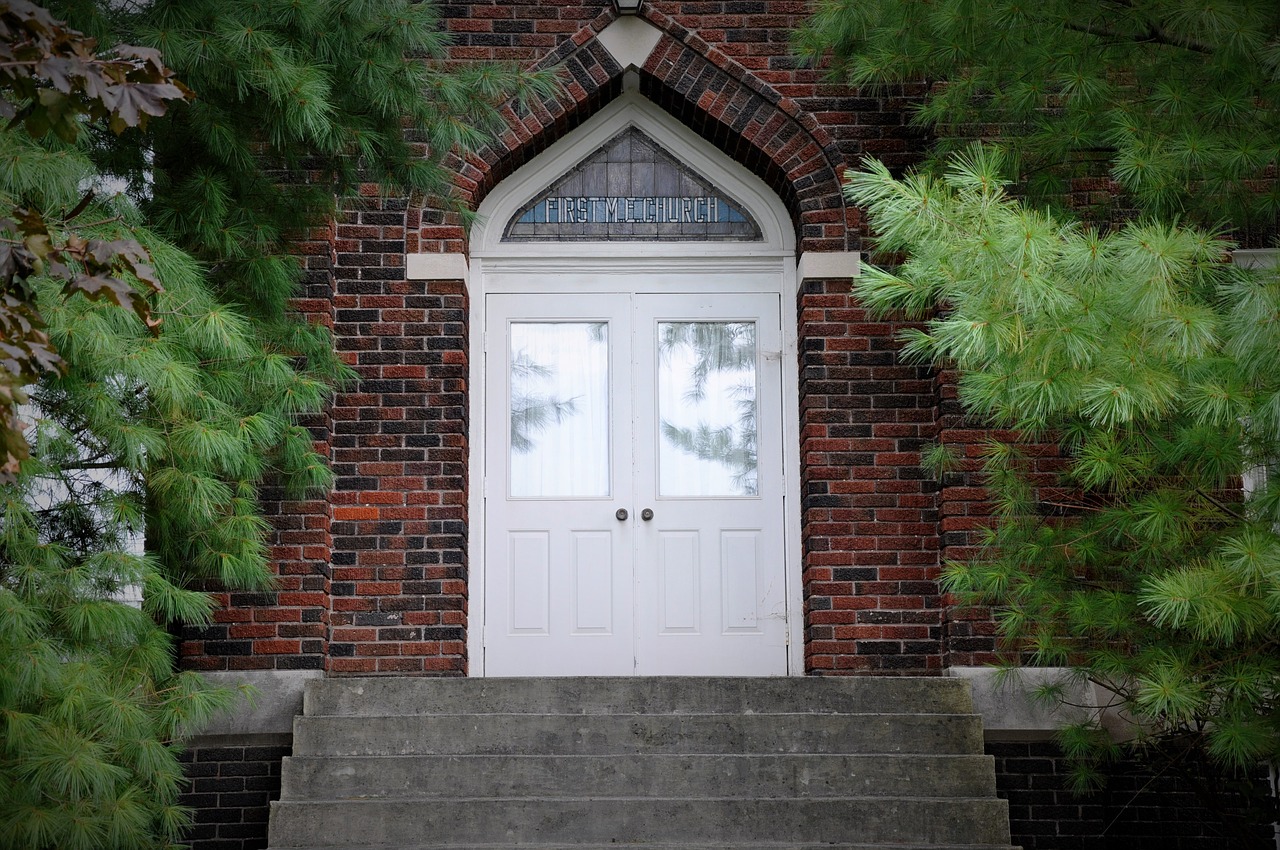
[267,677,1017,850]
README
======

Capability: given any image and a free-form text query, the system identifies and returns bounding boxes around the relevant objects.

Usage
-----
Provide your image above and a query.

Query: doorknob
[640,508,654,521]
[615,508,629,521]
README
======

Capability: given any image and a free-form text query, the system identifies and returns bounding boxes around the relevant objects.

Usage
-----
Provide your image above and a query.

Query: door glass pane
[510,322,610,498]
[657,321,758,497]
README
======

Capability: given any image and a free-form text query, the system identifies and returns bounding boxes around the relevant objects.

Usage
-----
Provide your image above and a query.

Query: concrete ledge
[195,669,323,737]
[797,251,860,281]
[950,666,1093,741]
[1233,248,1278,270]
[406,252,469,280]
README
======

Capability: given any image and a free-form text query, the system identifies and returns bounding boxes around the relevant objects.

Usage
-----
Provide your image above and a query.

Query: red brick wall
[184,1,962,677]
[936,368,1073,668]
[937,369,1002,667]
[419,1,940,675]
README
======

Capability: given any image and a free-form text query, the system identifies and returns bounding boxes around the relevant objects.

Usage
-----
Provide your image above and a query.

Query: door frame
[466,93,803,676]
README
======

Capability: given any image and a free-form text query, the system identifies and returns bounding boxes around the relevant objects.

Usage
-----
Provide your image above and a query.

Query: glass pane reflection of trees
[509,323,610,498]
[508,320,757,499]
[658,322,758,497]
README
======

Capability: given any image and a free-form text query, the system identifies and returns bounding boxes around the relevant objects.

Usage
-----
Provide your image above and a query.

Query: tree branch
[1063,6,1214,56]
[1192,486,1247,522]
[59,461,127,471]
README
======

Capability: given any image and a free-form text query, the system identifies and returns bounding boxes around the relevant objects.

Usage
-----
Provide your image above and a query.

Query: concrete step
[302,676,975,717]
[274,845,1021,850]
[267,797,1013,848]
[268,678,1014,850]
[280,752,998,799]
[291,711,985,757]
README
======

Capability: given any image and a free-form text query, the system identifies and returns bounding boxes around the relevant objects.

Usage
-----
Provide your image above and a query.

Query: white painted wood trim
[781,258,805,675]
[406,252,469,280]
[468,262,802,677]
[467,256,488,676]
[797,251,860,283]
[482,263,783,292]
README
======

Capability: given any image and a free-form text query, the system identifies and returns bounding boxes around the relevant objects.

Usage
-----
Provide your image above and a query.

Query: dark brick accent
[179,740,290,850]
[990,741,1276,850]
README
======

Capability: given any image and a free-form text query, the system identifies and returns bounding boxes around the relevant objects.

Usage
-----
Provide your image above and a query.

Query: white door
[484,287,787,675]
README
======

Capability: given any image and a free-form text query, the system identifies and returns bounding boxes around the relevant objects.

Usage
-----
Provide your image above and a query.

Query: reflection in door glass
[658,321,757,496]
[510,322,610,498]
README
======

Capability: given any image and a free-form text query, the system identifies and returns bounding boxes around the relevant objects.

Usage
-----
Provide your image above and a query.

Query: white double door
[483,287,788,675]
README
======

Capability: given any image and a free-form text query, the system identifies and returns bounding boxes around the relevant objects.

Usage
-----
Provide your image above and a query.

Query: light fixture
[613,0,643,15]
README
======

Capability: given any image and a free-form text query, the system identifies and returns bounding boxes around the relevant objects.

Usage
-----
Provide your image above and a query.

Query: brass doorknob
[615,508,629,521]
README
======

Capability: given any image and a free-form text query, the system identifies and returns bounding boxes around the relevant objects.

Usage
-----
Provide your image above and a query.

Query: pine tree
[844,150,1280,823]
[1,2,555,847]
[1,0,186,480]
[796,0,1280,234]
[799,0,1280,824]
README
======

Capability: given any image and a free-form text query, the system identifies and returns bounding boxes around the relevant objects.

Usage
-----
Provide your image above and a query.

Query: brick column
[798,276,943,674]
[327,196,469,675]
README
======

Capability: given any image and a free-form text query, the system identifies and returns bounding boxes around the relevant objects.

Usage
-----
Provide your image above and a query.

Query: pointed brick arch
[636,36,852,253]
[426,23,856,255]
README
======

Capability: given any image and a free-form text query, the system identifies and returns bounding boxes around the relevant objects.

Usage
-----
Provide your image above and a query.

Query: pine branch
[1064,5,1215,56]
[1190,486,1247,522]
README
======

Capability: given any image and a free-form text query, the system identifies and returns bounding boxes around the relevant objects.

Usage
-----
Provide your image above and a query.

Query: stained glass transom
[503,127,762,242]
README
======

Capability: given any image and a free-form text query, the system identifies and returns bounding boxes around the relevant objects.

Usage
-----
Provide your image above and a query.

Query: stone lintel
[406,252,469,280]
[797,251,860,281]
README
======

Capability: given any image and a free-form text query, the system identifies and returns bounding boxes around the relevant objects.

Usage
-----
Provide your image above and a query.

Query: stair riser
[269,679,1014,850]
[291,713,984,757]
[303,677,975,718]
[279,753,997,799]
[267,798,1012,848]
[274,846,1020,850]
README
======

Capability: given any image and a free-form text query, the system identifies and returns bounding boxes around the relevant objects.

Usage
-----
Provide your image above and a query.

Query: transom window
[503,127,762,243]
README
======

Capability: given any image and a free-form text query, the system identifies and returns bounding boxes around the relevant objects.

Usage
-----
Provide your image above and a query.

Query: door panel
[722,531,761,630]
[485,295,633,676]
[484,287,786,675]
[632,293,786,675]
[658,531,700,632]
[508,532,550,633]
[571,532,614,632]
